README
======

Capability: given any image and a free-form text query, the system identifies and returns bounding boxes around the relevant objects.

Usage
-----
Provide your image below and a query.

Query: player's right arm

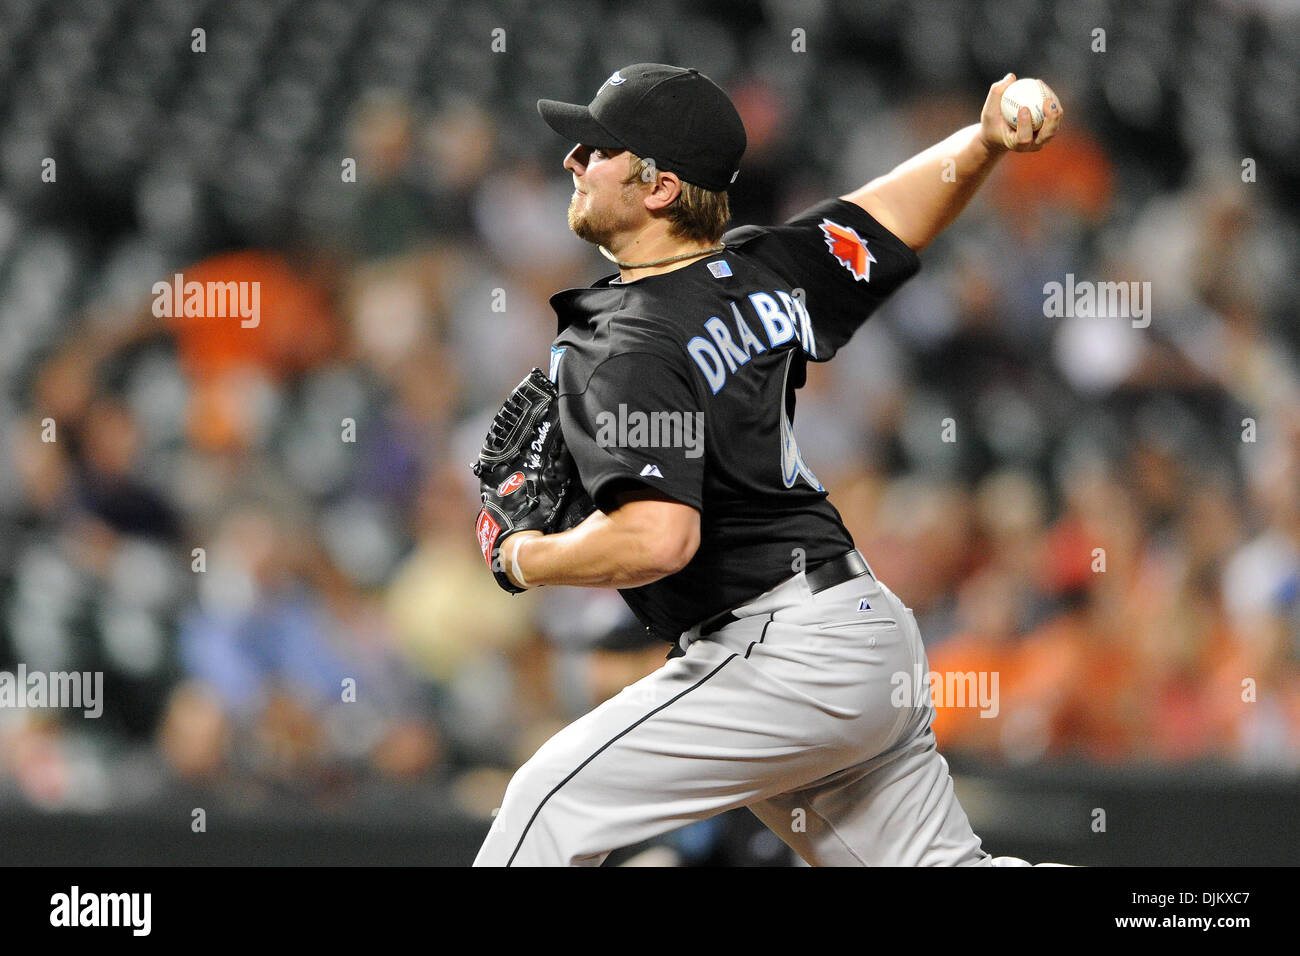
[739,76,1061,362]
[840,74,1062,252]
[501,488,699,589]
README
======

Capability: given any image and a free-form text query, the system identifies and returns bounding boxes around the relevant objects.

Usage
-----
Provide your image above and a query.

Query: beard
[567,185,637,249]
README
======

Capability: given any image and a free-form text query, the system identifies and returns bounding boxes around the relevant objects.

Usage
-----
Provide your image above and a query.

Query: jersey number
[779,351,824,492]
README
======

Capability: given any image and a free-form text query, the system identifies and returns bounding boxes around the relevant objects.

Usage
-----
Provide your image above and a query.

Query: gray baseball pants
[474,561,1032,866]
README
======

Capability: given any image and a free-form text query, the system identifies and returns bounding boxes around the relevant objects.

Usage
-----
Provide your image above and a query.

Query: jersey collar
[549,280,626,334]
[550,255,717,333]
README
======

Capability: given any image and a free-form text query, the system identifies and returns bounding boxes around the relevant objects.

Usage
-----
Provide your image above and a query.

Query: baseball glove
[472,368,595,593]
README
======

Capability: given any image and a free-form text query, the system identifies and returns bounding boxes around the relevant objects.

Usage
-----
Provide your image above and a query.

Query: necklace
[598,243,725,270]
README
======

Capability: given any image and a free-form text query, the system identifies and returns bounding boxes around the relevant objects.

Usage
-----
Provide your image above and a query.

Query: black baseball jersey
[549,197,920,642]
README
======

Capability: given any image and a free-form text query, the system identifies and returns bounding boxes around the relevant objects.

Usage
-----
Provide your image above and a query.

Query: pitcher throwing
[471,64,1063,866]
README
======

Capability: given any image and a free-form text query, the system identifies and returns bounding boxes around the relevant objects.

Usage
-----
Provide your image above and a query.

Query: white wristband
[509,536,530,588]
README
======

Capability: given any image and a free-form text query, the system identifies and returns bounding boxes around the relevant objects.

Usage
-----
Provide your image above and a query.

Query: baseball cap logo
[498,472,526,495]
[602,70,626,90]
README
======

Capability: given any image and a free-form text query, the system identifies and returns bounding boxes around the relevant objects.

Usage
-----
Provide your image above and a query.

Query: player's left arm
[840,74,1063,252]
[499,488,699,590]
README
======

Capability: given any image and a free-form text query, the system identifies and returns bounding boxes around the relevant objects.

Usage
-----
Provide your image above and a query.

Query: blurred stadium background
[1,0,1298,866]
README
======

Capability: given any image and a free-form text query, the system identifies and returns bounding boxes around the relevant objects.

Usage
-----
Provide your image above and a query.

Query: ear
[642,169,682,213]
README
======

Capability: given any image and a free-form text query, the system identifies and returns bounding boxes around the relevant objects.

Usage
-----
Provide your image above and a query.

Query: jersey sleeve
[558,350,706,513]
[724,197,921,361]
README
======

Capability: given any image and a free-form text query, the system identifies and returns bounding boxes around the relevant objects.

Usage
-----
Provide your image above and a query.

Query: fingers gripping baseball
[981,73,1064,153]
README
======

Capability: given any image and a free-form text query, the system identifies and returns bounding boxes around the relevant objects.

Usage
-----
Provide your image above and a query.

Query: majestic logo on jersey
[639,464,664,478]
[548,346,567,383]
[707,260,732,279]
[819,219,876,282]
[498,472,525,496]
[778,351,824,492]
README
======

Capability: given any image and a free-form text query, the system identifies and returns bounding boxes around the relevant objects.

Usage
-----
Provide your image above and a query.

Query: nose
[563,144,587,175]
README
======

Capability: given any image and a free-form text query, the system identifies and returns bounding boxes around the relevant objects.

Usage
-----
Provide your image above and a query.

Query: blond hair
[623,154,730,244]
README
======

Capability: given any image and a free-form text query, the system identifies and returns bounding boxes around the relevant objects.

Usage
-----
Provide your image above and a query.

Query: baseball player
[472,65,1063,866]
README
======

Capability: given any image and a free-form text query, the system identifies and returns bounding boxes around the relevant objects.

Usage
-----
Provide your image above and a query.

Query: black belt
[697,550,872,637]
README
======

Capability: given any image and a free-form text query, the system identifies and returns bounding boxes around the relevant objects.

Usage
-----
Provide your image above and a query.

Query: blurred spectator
[161,503,441,794]
[343,91,439,260]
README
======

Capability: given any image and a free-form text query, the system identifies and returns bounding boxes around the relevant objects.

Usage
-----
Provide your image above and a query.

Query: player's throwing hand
[981,73,1064,153]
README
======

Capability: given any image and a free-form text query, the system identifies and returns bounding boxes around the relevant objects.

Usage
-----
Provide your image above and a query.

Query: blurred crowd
[1,0,1299,828]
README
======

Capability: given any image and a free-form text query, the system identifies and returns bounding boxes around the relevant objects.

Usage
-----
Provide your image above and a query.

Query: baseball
[1001,77,1048,130]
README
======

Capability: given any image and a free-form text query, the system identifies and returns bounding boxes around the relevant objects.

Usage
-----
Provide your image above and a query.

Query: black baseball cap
[537,63,746,192]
